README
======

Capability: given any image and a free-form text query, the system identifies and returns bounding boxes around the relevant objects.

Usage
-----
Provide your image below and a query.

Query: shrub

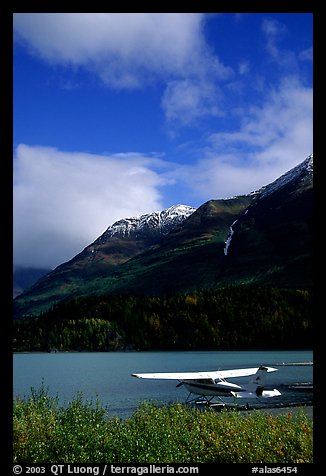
[13,387,313,463]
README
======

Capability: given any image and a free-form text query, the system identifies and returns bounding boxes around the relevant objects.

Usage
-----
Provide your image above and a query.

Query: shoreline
[257,403,313,419]
[190,399,313,420]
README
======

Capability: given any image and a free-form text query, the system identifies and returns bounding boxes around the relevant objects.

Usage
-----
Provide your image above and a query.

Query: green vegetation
[13,386,313,463]
[13,286,313,351]
[13,197,255,318]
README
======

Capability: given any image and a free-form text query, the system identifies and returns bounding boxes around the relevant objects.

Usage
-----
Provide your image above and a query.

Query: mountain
[13,204,196,316]
[53,203,196,272]
[13,267,52,298]
[218,154,313,287]
[14,155,313,319]
[90,154,313,295]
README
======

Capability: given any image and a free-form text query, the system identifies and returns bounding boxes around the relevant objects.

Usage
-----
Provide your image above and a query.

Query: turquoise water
[13,350,313,417]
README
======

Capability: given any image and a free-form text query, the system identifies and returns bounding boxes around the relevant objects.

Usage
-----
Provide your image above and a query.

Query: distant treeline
[13,286,313,352]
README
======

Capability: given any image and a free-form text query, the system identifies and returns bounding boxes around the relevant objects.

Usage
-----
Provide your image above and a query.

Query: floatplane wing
[132,366,277,380]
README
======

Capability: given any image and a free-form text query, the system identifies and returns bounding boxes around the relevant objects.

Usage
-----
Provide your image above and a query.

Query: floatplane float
[132,365,281,406]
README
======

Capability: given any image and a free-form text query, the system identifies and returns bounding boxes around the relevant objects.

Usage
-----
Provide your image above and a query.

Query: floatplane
[132,365,281,406]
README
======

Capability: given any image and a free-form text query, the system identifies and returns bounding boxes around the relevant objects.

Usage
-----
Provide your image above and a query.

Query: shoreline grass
[13,386,313,464]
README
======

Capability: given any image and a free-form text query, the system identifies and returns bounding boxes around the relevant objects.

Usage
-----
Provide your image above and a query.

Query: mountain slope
[13,205,196,317]
[13,267,52,298]
[14,155,313,319]
[93,195,254,295]
[219,156,313,287]
[218,154,313,287]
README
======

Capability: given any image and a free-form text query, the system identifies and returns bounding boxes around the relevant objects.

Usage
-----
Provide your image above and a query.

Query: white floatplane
[132,365,281,404]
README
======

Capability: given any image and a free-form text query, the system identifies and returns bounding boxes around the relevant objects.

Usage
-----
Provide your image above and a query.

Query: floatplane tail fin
[231,366,281,398]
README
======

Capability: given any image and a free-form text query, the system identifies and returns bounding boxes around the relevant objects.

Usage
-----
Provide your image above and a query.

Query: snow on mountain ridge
[258,154,313,199]
[99,204,196,240]
[95,155,312,244]
[222,154,313,258]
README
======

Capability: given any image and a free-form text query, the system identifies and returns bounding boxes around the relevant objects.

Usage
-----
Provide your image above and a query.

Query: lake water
[13,350,313,418]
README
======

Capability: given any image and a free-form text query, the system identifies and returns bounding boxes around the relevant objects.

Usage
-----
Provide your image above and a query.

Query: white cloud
[13,144,166,268]
[170,78,313,199]
[238,61,250,76]
[13,13,226,80]
[299,47,313,62]
[13,13,232,124]
[161,79,223,126]
[14,13,202,72]
[210,78,312,154]
[261,18,297,70]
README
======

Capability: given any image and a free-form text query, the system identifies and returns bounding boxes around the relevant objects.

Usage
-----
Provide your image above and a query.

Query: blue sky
[13,13,313,269]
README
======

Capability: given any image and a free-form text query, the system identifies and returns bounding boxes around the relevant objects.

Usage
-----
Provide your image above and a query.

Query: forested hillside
[13,286,313,352]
